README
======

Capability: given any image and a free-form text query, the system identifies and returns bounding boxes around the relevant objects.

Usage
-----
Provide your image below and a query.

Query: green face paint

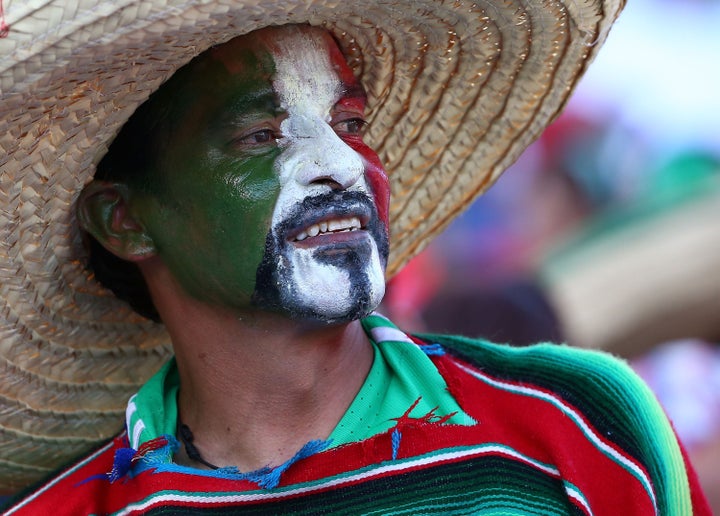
[128,40,284,307]
[128,25,390,320]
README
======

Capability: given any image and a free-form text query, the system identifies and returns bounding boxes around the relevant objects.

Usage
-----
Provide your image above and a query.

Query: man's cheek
[345,139,390,229]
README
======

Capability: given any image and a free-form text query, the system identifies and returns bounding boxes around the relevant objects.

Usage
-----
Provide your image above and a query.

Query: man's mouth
[293,216,363,242]
[275,191,379,249]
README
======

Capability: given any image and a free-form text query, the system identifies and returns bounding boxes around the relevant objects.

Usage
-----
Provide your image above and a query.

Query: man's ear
[77,181,157,262]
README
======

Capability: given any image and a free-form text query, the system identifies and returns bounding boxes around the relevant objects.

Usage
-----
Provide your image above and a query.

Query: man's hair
[86,236,160,321]
[86,89,172,322]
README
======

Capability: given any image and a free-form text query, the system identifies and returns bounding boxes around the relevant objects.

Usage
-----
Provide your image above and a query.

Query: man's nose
[284,116,364,189]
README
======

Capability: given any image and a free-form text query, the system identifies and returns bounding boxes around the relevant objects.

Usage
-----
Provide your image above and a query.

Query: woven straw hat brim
[0,0,623,491]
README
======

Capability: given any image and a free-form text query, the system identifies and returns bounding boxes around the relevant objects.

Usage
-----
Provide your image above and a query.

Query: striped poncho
[4,315,710,514]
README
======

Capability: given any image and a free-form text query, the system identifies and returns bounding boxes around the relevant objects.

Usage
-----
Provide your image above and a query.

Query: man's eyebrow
[221,87,283,125]
[339,82,367,100]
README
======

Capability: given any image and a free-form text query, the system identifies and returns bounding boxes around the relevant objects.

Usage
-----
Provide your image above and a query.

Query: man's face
[131,25,390,323]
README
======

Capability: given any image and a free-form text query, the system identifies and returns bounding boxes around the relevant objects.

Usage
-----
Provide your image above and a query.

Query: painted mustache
[274,191,381,245]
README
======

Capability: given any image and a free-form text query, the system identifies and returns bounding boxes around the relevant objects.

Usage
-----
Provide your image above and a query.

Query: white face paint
[267,28,386,321]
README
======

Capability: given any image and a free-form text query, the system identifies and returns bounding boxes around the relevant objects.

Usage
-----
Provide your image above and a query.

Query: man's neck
[143,260,374,471]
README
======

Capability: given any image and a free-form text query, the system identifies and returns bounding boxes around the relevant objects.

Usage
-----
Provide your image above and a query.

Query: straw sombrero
[0,0,624,492]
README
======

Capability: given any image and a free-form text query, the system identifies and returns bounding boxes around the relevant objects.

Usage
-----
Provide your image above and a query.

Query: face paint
[127,46,283,308]
[253,27,389,322]
[130,25,390,322]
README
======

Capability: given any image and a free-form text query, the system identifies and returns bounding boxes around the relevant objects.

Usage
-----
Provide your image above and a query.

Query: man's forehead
[269,27,343,112]
[208,25,364,108]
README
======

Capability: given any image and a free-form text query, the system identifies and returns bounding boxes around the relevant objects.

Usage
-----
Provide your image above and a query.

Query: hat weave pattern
[0,0,623,491]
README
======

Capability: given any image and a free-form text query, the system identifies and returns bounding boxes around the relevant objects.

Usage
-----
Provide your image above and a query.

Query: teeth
[294,216,362,241]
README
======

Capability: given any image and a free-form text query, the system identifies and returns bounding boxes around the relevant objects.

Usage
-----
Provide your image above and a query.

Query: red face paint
[334,88,391,231]
[342,137,391,231]
[327,35,359,86]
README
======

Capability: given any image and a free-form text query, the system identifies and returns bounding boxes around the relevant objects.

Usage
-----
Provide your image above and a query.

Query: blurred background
[382,0,720,509]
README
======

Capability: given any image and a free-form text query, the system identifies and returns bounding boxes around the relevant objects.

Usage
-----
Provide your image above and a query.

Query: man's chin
[280,306,373,326]
[256,260,384,324]
[287,288,385,325]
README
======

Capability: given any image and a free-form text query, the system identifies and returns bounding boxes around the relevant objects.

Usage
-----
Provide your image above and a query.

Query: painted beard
[252,191,389,323]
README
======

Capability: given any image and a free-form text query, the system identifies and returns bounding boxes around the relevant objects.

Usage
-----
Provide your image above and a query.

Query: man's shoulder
[420,332,669,457]
[423,331,644,397]
[415,333,702,514]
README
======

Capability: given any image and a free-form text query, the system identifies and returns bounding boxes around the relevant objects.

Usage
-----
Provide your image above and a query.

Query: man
[79,24,395,474]
[0,0,710,514]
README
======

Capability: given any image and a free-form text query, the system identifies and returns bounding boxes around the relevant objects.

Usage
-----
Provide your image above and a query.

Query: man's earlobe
[77,181,157,262]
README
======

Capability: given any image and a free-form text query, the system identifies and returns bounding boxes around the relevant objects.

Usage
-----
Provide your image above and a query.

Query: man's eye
[334,118,366,135]
[236,129,276,145]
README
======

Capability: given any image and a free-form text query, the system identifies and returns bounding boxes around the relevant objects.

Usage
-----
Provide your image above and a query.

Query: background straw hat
[541,160,720,358]
[0,0,623,492]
